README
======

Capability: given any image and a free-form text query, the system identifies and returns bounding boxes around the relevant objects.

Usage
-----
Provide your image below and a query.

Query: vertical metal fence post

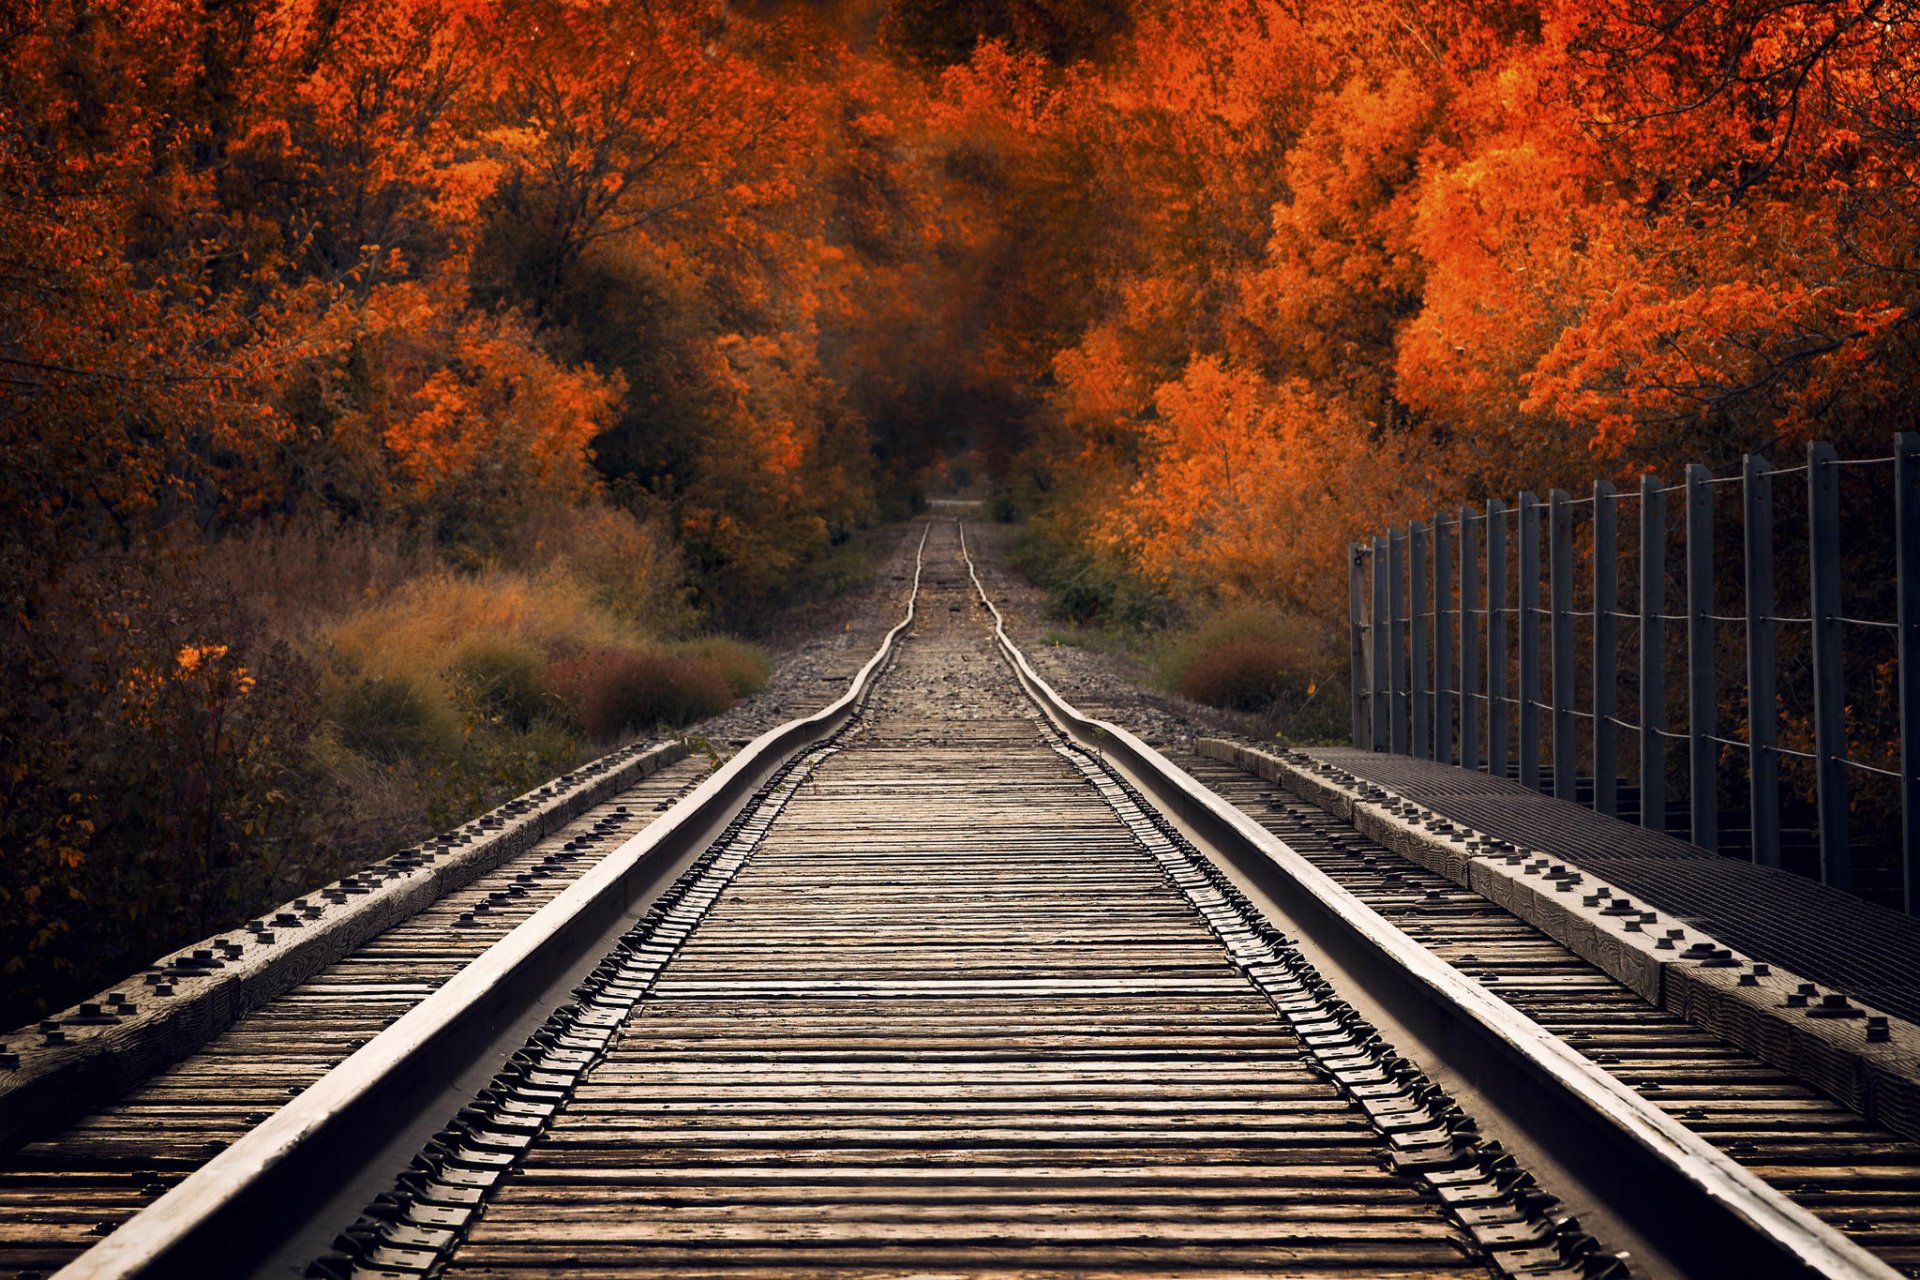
[1899,434,1920,913]
[1808,443,1850,890]
[1372,535,1390,752]
[1641,475,1667,833]
[1488,499,1510,778]
[1435,516,1455,766]
[1412,521,1431,758]
[1519,493,1543,791]
[1349,544,1367,748]
[1461,507,1482,772]
[1550,490,1575,801]
[1743,455,1780,869]
[1593,481,1619,817]
[1686,464,1718,852]
[1390,530,1408,754]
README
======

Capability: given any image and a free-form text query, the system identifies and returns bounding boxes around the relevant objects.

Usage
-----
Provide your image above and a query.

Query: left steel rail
[57,524,932,1280]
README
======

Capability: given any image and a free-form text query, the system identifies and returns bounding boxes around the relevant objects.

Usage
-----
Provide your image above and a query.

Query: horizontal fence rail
[1348,434,1920,913]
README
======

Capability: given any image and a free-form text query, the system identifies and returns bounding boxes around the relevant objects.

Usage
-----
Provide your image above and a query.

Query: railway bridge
[3,518,1918,1280]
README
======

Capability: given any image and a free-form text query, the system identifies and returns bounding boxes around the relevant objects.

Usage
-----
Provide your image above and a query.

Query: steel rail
[56,525,935,1280]
[956,521,1897,1280]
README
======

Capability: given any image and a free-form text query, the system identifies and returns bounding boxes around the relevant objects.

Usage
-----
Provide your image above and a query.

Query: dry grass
[509,502,692,633]
[196,518,436,647]
[675,636,772,698]
[317,525,768,751]
[330,567,633,665]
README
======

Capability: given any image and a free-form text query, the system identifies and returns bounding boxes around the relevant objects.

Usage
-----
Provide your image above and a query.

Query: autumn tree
[0,0,923,1015]
[996,0,1920,619]
[1536,0,1920,459]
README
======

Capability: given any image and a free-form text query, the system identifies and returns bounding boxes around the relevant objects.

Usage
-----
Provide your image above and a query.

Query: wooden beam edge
[0,738,691,1153]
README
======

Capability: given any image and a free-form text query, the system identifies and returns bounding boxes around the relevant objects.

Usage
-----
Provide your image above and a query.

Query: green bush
[549,648,736,739]
[472,714,583,795]
[327,673,460,762]
[1009,533,1170,629]
[675,637,771,698]
[450,635,551,729]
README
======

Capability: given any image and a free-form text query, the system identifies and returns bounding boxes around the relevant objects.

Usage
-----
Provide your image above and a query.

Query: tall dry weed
[322,567,651,692]
[196,519,436,647]
[510,502,692,634]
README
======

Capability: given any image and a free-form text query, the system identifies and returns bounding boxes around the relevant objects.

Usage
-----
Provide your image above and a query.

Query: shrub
[676,637,771,698]
[0,548,327,1026]
[1175,639,1310,711]
[326,673,461,762]
[1161,606,1328,713]
[549,648,735,739]
[450,635,551,729]
[469,713,582,796]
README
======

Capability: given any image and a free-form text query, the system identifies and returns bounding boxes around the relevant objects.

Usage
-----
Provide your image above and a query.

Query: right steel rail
[957,522,1899,1280]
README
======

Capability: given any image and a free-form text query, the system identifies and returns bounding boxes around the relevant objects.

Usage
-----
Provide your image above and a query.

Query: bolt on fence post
[1640,475,1667,833]
[1390,529,1408,754]
[1551,490,1575,801]
[1743,455,1780,869]
[1460,507,1481,772]
[1488,499,1510,779]
[1412,520,1431,758]
[1372,535,1390,752]
[1519,492,1543,791]
[1900,433,1920,913]
[1686,463,1718,852]
[1435,514,1455,765]
[1593,481,1619,817]
[1349,543,1368,749]
[1808,442,1851,890]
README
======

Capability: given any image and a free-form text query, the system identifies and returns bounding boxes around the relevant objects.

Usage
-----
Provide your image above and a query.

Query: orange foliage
[11,0,1919,621]
[0,0,956,1016]
[995,0,1920,614]
[325,281,619,533]
[1105,357,1410,602]
[10,0,1920,1001]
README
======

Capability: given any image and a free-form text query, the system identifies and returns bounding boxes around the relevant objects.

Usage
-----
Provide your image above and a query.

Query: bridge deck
[11,523,1920,1278]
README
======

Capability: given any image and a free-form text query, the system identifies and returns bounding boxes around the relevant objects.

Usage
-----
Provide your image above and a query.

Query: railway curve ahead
[22,519,1906,1280]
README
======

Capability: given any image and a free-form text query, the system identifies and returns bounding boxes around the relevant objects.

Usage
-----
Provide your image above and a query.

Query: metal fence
[1348,434,1920,913]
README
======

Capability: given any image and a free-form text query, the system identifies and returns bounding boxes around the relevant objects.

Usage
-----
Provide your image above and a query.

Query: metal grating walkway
[1309,747,1920,1025]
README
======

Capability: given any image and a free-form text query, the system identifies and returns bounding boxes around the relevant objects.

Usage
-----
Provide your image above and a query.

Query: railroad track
[0,757,716,1276]
[5,520,1910,1278]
